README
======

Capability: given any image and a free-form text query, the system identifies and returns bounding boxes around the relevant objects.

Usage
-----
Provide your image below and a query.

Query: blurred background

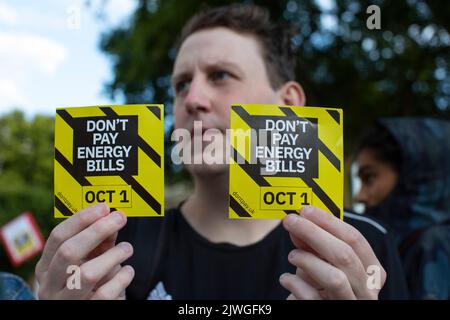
[0,0,449,283]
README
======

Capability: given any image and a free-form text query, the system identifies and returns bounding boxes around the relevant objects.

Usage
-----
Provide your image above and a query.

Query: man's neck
[181,171,281,246]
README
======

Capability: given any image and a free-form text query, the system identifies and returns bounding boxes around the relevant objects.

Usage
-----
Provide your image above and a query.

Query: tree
[0,110,56,280]
[100,0,450,206]
[100,0,449,159]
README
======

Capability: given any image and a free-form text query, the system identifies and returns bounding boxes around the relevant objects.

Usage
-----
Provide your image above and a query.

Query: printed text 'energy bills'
[228,104,343,220]
[54,105,164,218]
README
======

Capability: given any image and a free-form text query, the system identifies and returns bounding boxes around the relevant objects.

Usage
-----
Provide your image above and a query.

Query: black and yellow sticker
[228,104,343,220]
[54,105,164,218]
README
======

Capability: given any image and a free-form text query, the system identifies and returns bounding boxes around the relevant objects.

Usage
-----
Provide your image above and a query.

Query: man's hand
[35,203,135,300]
[279,206,386,300]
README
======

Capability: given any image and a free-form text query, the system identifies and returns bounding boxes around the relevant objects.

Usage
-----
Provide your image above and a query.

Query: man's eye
[176,80,190,94]
[210,71,231,82]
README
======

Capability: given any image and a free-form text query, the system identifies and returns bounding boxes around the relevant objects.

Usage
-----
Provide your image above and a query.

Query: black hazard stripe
[54,195,74,217]
[232,146,270,187]
[56,109,162,215]
[232,106,340,218]
[99,107,162,215]
[54,146,92,216]
[279,107,340,218]
[302,177,340,218]
[147,106,161,120]
[54,195,117,217]
[229,196,252,217]
[57,147,117,216]
[55,147,91,186]
[231,146,298,217]
[326,109,340,125]
[120,175,161,215]
[99,107,161,168]
[279,107,341,172]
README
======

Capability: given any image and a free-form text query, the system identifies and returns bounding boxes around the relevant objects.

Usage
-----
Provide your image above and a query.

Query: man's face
[171,27,283,176]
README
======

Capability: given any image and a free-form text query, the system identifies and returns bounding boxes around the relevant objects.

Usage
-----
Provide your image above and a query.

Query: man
[35,4,408,300]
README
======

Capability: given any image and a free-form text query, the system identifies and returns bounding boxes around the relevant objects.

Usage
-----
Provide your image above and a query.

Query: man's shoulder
[343,210,395,253]
[344,210,388,236]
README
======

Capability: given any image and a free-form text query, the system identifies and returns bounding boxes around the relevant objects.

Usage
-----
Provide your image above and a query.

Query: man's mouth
[189,125,224,137]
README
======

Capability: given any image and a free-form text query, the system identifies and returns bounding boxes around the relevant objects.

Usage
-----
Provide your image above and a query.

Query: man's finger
[37,203,110,273]
[283,213,369,297]
[288,232,312,251]
[46,211,127,290]
[300,206,384,274]
[94,264,122,291]
[279,273,323,300]
[80,242,133,295]
[87,232,118,260]
[283,214,367,297]
[90,265,135,300]
[296,268,322,290]
[58,242,133,299]
[287,249,356,299]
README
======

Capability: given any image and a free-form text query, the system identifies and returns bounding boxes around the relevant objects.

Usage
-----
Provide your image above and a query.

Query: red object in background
[0,212,45,267]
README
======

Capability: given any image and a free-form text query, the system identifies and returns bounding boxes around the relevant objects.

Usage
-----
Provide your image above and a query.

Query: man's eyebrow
[171,71,191,84]
[172,60,244,83]
[204,60,243,74]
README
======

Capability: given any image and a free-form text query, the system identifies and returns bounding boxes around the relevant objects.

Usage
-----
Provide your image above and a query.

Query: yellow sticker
[54,105,164,218]
[228,104,343,220]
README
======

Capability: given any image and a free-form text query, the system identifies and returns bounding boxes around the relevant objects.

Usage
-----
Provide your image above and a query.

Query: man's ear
[276,81,306,106]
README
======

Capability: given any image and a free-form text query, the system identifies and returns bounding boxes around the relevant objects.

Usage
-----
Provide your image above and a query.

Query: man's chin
[184,162,229,178]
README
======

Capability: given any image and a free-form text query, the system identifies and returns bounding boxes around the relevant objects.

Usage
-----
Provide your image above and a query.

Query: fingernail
[93,202,109,214]
[300,205,312,216]
[111,211,124,224]
[288,250,298,260]
[125,265,135,276]
[279,273,288,281]
[285,214,300,227]
[119,242,133,253]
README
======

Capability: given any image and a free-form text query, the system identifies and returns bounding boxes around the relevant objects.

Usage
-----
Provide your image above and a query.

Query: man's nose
[184,77,211,115]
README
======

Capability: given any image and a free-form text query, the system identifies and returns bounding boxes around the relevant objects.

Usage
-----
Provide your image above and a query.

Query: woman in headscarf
[354,117,450,299]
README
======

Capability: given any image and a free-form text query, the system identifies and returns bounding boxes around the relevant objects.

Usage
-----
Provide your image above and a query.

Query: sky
[0,0,138,117]
[0,0,341,118]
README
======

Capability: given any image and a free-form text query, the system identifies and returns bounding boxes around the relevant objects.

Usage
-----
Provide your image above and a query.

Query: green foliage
[0,110,57,281]
[100,0,450,170]
[1,0,449,280]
